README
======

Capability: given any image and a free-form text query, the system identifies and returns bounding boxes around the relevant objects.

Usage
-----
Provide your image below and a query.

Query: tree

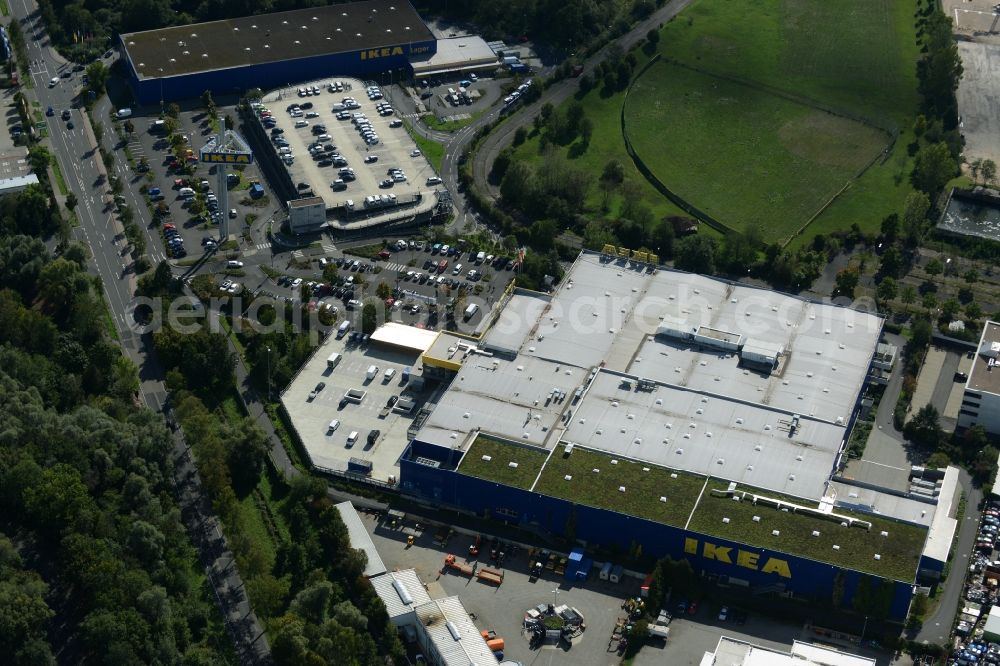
[966,302,983,320]
[880,213,899,242]
[166,103,180,119]
[925,258,943,277]
[123,119,135,136]
[902,191,931,247]
[983,159,997,185]
[904,405,944,450]
[964,269,979,283]
[940,298,960,322]
[970,158,983,184]
[834,268,860,298]
[674,235,717,274]
[65,192,78,212]
[879,246,904,279]
[601,160,625,185]
[911,142,957,195]
[84,61,109,96]
[877,277,898,305]
[361,303,377,335]
[922,292,938,311]
[646,28,660,45]
[901,284,917,312]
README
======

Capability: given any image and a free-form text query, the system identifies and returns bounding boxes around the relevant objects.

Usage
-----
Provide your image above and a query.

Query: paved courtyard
[364,512,637,666]
[957,41,1000,165]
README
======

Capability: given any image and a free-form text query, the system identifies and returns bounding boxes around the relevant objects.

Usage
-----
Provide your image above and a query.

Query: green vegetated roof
[687,479,926,581]
[533,445,706,528]
[459,434,549,490]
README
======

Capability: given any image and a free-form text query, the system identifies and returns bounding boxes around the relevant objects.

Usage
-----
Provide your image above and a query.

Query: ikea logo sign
[684,538,792,578]
[360,46,404,61]
[201,153,253,164]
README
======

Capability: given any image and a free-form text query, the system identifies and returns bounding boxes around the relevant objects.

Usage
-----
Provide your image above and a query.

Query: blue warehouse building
[389,250,962,622]
[119,0,435,106]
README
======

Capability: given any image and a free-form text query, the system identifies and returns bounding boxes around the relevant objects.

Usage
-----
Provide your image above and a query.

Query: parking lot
[263,239,516,333]
[365,512,638,666]
[257,78,439,213]
[282,329,429,478]
[120,104,277,263]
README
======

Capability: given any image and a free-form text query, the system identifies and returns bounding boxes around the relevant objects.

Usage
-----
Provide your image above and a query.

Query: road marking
[256,243,270,251]
[322,243,338,253]
[292,250,304,259]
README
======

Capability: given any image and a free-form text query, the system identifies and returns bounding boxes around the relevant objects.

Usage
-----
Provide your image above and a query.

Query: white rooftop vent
[592,469,600,473]
[666,423,673,429]
[481,455,492,462]
[706,432,713,438]
[754,445,762,452]
[696,408,704,415]
[670,473,678,479]
[446,621,460,641]
[642,467,650,472]
[564,475,572,481]
[764,425,772,431]
[463,412,470,418]
[611,459,618,465]
[722,517,730,524]
[716,458,725,465]
[873,554,881,561]
[655,398,663,405]
[618,486,626,493]
[508,462,518,469]
[772,530,780,536]
[880,531,889,537]
[660,496,667,503]
[788,475,796,481]
[752,516,761,522]
[812,530,820,537]
[833,544,840,550]
[675,448,683,455]
[841,521,848,527]
[392,579,413,606]
[747,465,753,471]
[796,455,803,461]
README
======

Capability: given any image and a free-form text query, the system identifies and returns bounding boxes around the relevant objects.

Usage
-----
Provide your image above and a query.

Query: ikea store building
[120,0,435,105]
[397,250,961,622]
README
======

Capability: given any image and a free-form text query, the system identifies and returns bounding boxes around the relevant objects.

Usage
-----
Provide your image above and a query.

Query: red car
[687,601,698,615]
[377,250,391,260]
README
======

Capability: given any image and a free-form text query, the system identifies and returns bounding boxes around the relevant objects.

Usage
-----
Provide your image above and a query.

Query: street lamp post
[551,589,559,609]
[265,346,272,401]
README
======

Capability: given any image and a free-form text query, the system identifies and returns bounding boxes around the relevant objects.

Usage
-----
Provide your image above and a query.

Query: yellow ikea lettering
[702,542,732,564]
[684,538,792,579]
[360,46,404,61]
[761,558,791,578]
[736,550,758,570]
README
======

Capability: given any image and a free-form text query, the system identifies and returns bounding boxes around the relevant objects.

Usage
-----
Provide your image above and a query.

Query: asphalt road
[11,1,271,661]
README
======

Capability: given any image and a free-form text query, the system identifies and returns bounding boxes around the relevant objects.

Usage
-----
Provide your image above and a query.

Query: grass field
[625,61,888,242]
[687,479,926,581]
[534,446,706,527]
[510,0,920,245]
[459,435,550,490]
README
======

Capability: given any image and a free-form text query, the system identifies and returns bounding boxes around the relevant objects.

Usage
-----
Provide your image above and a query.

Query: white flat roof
[414,596,497,666]
[415,354,579,449]
[564,370,846,499]
[334,502,387,577]
[371,322,440,353]
[829,481,936,527]
[369,569,432,622]
[702,637,874,666]
[410,36,497,74]
[922,466,960,563]
[481,292,550,356]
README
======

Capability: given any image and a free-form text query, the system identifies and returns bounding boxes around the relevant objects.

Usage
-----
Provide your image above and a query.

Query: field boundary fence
[622,56,900,245]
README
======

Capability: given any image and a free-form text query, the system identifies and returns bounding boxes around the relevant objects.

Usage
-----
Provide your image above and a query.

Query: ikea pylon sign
[200,152,253,164]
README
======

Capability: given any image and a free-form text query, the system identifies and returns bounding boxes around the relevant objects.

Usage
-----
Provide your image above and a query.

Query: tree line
[0,185,236,663]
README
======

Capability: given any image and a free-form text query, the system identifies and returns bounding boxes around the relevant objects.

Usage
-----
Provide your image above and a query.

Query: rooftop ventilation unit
[392,580,413,606]
[446,621,460,641]
[481,455,491,462]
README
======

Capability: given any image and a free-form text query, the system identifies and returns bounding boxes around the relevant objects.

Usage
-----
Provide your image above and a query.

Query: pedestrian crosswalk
[384,262,407,273]
[292,250,304,259]
[254,242,271,251]
[321,243,338,254]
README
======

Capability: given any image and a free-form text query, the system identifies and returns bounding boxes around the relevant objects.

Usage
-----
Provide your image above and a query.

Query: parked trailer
[444,554,475,577]
[478,567,504,586]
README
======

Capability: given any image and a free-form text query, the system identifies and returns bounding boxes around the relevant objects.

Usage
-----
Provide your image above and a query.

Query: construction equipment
[555,557,567,576]
[443,554,475,577]
[477,566,504,586]
[649,609,671,641]
[545,553,557,570]
[406,535,414,548]
[529,560,543,582]
[480,630,504,653]
[433,526,453,547]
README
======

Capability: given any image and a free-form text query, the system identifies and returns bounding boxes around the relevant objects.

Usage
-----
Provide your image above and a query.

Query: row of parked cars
[503,79,534,107]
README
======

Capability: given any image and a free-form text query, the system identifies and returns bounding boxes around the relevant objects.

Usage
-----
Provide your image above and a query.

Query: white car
[718,606,729,622]
[410,149,422,157]
[427,176,442,185]
[291,278,303,288]
[227,283,241,294]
